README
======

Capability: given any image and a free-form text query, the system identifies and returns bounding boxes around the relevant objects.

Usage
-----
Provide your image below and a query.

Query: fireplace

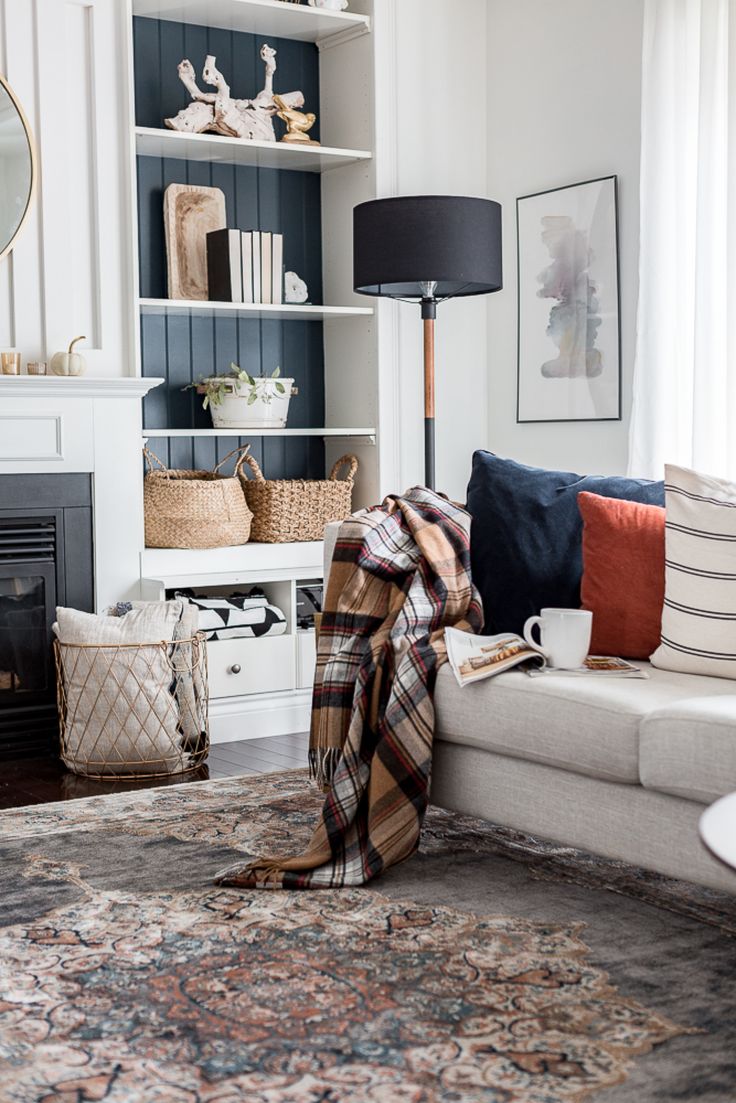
[0,474,93,758]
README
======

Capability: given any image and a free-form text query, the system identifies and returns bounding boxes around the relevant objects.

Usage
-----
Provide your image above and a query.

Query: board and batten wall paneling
[135,18,325,480]
[0,0,132,374]
[0,0,43,358]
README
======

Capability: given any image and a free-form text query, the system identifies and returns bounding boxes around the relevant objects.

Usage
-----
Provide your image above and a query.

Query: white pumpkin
[50,336,87,377]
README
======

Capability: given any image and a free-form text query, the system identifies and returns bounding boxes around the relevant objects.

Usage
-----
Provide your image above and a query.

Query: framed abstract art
[516,176,621,423]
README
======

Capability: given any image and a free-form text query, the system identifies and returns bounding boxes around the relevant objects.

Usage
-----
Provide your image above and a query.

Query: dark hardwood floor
[0,734,310,810]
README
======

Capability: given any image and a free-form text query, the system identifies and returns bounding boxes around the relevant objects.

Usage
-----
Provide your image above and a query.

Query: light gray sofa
[324,523,736,893]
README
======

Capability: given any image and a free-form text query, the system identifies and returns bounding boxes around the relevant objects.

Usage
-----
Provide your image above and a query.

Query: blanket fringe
[309,746,342,791]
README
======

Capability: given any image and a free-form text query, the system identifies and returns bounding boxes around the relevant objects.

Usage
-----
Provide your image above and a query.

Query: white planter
[210,379,295,429]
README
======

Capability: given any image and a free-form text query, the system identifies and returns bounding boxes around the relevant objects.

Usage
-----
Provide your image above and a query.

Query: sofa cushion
[465,451,665,635]
[434,661,736,786]
[578,491,665,659]
[652,464,736,681]
[640,697,736,803]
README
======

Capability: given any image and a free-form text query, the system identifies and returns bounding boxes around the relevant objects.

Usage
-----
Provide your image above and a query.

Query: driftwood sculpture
[164,44,305,143]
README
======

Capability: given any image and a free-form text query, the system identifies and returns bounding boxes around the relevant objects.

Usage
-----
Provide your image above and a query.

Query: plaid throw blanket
[215,487,482,889]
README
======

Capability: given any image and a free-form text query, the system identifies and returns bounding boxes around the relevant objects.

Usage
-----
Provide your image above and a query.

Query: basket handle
[143,447,170,477]
[213,444,251,476]
[329,454,359,485]
[237,452,267,482]
[233,446,255,479]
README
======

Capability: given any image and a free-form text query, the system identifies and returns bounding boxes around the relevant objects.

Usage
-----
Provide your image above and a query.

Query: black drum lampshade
[353,195,503,489]
[353,195,502,301]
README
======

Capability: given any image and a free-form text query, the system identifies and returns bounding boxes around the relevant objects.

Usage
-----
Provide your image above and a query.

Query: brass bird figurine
[273,93,320,146]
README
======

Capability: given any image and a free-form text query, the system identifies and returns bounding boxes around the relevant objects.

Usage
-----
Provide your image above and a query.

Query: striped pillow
[651,465,736,679]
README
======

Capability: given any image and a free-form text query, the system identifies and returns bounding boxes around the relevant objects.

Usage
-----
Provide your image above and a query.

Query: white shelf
[139,298,373,321]
[143,427,375,438]
[141,540,324,587]
[131,0,371,45]
[135,127,371,173]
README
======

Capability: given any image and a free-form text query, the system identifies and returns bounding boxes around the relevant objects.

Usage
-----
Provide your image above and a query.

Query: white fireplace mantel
[0,377,162,398]
[0,375,164,609]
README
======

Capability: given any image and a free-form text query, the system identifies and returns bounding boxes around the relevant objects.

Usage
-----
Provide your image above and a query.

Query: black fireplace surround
[0,474,93,758]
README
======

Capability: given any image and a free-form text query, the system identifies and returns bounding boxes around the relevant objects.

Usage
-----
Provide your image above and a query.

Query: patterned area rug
[423,816,736,938]
[0,771,706,1102]
[6,769,736,935]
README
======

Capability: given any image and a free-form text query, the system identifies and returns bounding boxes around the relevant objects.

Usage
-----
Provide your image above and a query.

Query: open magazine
[445,627,545,686]
[445,627,647,688]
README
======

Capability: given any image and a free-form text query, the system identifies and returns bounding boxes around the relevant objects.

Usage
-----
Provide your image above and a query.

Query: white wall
[388,0,490,501]
[0,0,132,376]
[486,0,644,476]
[0,0,643,486]
[374,0,643,496]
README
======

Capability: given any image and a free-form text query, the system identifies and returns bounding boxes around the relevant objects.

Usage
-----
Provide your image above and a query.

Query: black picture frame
[516,175,622,424]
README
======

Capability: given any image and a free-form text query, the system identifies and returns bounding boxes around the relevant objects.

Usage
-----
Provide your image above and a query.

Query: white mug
[523,608,593,670]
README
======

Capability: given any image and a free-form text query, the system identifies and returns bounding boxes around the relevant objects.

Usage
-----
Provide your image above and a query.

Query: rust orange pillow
[578,491,665,659]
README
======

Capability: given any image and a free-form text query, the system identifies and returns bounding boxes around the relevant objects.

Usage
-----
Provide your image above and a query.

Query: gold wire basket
[54,634,209,779]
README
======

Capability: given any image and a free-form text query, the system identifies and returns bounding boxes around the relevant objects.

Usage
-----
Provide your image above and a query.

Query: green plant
[184,364,286,409]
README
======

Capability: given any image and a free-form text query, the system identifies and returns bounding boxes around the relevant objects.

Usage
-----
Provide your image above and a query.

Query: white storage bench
[140,542,323,742]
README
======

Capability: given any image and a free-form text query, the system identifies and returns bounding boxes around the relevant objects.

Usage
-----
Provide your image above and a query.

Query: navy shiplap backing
[135,17,325,478]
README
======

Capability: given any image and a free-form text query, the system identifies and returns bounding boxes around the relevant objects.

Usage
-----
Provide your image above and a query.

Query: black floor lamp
[353,195,503,490]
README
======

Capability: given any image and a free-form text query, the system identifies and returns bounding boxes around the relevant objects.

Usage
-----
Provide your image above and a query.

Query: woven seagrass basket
[238,452,358,543]
[144,446,253,549]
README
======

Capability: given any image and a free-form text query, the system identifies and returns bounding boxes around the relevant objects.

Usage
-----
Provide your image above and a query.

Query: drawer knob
[229,663,242,675]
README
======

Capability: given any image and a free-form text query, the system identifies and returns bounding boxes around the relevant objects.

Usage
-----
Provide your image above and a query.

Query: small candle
[1,353,21,375]
[26,362,47,376]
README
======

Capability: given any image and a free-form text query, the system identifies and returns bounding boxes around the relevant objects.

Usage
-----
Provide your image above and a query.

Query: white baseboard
[208,689,312,744]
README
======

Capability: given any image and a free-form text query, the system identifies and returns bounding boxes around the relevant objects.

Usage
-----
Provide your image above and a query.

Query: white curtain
[629,0,736,480]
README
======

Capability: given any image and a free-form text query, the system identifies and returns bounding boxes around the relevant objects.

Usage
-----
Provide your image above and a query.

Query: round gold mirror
[0,73,36,262]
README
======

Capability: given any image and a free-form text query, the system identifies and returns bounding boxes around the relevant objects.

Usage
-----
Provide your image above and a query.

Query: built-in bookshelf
[125,0,388,738]
[128,4,380,483]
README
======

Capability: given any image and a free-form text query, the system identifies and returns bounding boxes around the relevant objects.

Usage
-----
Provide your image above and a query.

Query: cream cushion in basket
[55,602,190,775]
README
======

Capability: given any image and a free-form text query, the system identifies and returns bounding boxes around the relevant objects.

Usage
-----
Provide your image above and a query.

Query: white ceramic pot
[210,378,295,429]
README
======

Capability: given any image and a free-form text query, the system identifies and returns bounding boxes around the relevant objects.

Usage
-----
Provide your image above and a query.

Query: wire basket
[54,634,209,779]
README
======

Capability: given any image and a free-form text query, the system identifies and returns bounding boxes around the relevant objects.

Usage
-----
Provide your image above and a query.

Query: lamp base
[424,416,436,491]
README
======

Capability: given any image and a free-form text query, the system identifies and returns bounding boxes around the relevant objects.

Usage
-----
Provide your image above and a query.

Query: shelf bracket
[323,432,376,446]
[317,23,371,52]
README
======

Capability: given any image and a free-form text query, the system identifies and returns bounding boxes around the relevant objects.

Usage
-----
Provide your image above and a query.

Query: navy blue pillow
[466,451,665,635]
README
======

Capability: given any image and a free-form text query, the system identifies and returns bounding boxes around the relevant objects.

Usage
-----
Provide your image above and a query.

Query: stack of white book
[206,229,284,305]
